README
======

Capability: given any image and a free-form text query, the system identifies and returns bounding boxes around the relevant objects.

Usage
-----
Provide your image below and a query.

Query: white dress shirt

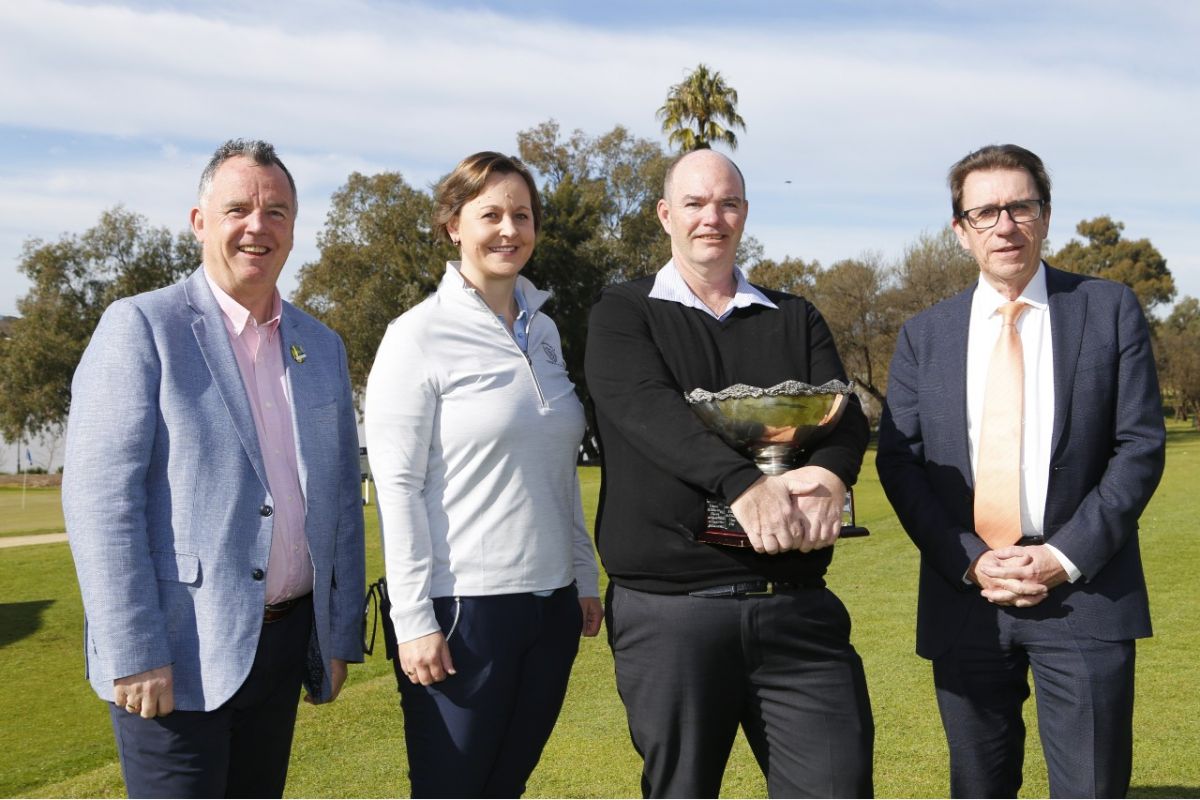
[649,260,777,319]
[966,262,1080,581]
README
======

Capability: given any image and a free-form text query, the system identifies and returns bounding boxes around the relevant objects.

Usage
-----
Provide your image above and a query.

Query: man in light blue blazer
[63,139,365,798]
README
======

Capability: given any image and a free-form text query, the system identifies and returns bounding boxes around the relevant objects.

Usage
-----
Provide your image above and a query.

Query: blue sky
[1,0,1198,323]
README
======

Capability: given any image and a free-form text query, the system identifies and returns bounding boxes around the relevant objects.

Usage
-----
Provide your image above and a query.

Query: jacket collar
[183,266,270,489]
[439,261,551,316]
[1044,263,1085,460]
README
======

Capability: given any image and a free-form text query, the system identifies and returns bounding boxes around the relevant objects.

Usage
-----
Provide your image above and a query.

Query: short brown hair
[433,152,542,243]
[948,144,1051,217]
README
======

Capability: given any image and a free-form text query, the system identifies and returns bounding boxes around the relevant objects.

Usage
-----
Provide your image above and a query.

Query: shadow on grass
[1165,426,1199,446]
[0,599,54,647]
[1130,787,1200,798]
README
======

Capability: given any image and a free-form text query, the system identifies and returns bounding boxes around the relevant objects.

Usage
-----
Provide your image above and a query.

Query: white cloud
[1,0,1197,314]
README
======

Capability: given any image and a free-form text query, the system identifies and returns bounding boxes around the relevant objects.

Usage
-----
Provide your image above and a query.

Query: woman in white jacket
[364,151,601,798]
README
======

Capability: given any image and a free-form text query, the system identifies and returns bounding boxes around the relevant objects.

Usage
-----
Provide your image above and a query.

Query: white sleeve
[1045,543,1083,583]
[569,474,601,597]
[364,317,441,644]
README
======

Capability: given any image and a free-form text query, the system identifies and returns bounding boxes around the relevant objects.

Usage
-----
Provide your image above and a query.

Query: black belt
[1016,535,1046,546]
[688,579,822,598]
[264,593,311,623]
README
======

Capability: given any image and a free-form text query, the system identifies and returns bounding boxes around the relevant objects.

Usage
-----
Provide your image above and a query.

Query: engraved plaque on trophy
[685,380,870,548]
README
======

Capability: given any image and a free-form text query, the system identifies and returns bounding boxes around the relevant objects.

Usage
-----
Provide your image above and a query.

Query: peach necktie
[974,301,1029,549]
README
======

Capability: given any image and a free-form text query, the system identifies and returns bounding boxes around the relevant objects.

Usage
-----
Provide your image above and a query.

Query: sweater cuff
[389,601,440,645]
[803,449,861,490]
[575,571,601,598]
[720,463,769,505]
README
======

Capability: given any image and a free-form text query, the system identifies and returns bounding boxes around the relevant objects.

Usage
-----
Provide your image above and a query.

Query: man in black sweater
[585,149,874,798]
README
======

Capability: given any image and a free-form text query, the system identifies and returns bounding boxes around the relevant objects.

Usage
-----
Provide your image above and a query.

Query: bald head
[657,149,748,278]
[663,149,747,202]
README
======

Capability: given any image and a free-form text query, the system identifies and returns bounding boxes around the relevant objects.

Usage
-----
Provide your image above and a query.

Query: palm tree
[656,64,747,152]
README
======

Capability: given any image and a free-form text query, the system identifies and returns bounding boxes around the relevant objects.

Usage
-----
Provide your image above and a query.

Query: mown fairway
[0,486,65,537]
[1,425,1197,797]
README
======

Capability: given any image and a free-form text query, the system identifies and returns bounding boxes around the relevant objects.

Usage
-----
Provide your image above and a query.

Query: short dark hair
[948,144,1051,217]
[662,149,746,201]
[433,152,542,243]
[198,139,297,208]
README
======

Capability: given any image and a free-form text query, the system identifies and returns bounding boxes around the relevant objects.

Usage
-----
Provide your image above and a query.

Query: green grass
[2,424,1197,797]
[0,486,65,537]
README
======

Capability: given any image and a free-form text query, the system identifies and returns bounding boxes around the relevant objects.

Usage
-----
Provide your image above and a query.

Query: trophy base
[699,498,870,548]
[699,499,756,547]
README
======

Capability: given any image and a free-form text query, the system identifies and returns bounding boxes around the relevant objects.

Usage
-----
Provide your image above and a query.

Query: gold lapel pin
[290,344,307,364]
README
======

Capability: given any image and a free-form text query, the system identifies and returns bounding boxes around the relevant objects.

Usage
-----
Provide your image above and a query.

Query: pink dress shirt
[204,272,312,605]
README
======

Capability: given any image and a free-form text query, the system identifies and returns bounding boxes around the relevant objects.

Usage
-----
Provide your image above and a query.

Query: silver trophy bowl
[685,380,869,546]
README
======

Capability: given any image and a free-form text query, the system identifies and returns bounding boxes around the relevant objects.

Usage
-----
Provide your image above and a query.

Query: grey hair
[197,138,297,208]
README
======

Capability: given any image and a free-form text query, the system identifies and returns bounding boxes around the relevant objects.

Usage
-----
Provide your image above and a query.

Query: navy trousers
[109,595,312,799]
[607,583,874,799]
[932,607,1136,798]
[398,584,583,798]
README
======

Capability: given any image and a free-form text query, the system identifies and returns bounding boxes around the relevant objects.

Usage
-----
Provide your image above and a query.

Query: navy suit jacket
[876,265,1165,658]
[64,268,365,710]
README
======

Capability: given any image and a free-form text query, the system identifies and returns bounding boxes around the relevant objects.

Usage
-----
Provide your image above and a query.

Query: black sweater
[584,276,869,594]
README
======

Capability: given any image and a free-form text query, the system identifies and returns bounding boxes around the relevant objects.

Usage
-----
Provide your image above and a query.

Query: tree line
[2,144,1194,449]
[1,63,1195,447]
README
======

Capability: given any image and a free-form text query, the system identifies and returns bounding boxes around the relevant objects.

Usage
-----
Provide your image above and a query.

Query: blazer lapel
[280,307,313,511]
[184,269,270,490]
[1046,266,1085,460]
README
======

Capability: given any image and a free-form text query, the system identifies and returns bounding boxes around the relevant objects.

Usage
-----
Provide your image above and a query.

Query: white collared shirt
[648,259,778,319]
[966,262,1079,581]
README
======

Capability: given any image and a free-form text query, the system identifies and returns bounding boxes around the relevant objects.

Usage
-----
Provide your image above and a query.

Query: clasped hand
[730,466,846,555]
[969,545,1068,607]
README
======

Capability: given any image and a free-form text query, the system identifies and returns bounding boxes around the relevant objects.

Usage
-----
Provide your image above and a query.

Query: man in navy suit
[64,139,364,798]
[876,144,1165,798]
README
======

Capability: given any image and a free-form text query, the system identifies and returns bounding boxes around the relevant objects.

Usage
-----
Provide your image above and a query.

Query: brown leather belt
[263,593,310,623]
[688,579,821,598]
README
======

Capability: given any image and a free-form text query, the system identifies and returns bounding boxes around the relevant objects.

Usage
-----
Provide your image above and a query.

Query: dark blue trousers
[109,595,312,799]
[399,584,583,799]
[932,607,1136,798]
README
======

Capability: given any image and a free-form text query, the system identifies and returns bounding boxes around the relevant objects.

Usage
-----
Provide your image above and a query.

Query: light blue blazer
[64,267,365,711]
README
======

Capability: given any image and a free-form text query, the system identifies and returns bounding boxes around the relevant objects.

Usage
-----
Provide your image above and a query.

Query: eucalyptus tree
[0,207,198,443]
[293,171,452,396]
[1051,216,1174,317]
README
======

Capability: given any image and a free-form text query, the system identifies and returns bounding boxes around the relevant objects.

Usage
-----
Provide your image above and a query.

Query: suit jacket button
[252,568,265,581]
[260,504,273,517]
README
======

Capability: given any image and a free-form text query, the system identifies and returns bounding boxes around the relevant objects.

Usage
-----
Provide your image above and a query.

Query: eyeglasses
[958,199,1045,230]
[362,580,382,655]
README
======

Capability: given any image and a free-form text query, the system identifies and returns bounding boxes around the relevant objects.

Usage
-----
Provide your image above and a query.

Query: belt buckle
[263,597,296,623]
